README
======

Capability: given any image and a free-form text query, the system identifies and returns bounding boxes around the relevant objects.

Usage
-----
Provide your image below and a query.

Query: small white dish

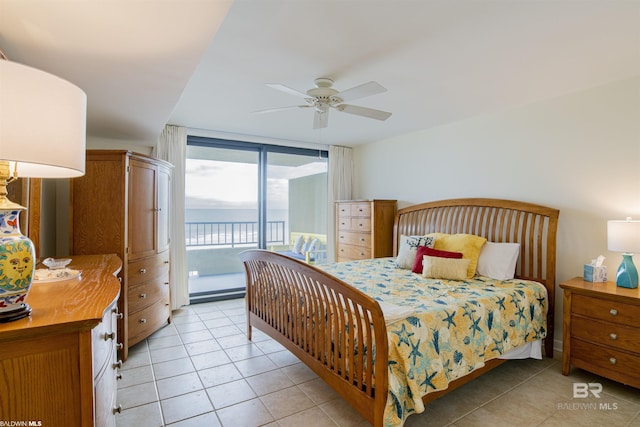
[43,258,72,270]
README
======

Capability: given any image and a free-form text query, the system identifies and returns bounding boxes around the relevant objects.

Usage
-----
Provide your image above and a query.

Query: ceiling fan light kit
[258,77,392,129]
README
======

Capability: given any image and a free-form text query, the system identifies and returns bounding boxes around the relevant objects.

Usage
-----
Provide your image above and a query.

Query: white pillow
[292,235,305,254]
[396,235,435,269]
[476,242,520,280]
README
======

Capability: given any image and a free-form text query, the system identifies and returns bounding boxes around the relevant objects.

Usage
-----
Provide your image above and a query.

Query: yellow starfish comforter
[317,257,547,426]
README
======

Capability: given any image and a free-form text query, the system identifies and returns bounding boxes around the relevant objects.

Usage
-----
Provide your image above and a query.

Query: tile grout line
[444,359,561,426]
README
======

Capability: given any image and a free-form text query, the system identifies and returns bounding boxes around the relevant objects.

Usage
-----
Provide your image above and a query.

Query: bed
[240,198,559,426]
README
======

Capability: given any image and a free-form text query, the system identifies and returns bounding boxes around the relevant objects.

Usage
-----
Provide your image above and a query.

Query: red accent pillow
[412,246,463,274]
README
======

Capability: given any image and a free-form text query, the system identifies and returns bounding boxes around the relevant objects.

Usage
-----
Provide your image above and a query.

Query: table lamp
[0,52,86,321]
[607,218,640,289]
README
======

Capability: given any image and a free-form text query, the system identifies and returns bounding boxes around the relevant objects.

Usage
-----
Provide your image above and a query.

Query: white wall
[352,76,640,351]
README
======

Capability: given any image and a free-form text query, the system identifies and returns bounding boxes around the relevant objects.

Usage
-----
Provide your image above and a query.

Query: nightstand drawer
[570,338,640,388]
[572,294,640,326]
[571,316,640,353]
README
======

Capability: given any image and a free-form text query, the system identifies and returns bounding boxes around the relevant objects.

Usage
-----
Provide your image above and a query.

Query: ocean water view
[185,208,287,223]
[185,208,289,247]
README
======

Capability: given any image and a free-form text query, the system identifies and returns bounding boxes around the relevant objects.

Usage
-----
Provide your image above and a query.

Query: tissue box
[584,264,607,282]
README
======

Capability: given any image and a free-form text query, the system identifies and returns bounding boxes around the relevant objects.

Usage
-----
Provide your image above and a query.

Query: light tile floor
[116,299,640,427]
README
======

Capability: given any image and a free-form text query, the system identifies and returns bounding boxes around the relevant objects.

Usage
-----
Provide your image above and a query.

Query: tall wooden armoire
[70,150,172,360]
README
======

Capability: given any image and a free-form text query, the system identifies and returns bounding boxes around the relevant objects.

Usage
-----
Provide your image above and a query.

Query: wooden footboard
[240,250,389,426]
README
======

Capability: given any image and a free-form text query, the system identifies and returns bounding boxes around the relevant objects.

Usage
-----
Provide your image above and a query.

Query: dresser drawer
[570,338,640,388]
[128,301,170,346]
[92,303,118,380]
[128,251,170,287]
[128,279,170,314]
[349,203,371,217]
[337,244,371,260]
[338,218,371,232]
[572,294,640,326]
[94,361,117,427]
[571,316,640,354]
[337,230,371,247]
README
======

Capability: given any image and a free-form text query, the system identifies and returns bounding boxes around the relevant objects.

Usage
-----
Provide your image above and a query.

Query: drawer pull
[359,252,365,256]
[139,293,147,299]
[164,260,169,264]
[116,373,123,381]
[139,268,147,274]
[113,360,123,369]
[609,333,618,340]
[360,238,365,242]
[164,282,169,285]
[113,405,123,414]
[609,357,617,365]
[116,342,124,350]
[139,318,147,324]
[104,332,116,341]
[609,309,618,316]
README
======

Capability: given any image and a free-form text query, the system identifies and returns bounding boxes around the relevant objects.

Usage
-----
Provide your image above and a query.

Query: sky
[185,158,326,210]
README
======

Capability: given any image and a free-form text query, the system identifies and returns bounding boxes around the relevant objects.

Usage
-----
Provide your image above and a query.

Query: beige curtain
[327,145,353,262]
[154,125,189,309]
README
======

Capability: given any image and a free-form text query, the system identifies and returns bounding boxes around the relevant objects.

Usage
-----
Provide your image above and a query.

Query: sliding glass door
[185,137,327,303]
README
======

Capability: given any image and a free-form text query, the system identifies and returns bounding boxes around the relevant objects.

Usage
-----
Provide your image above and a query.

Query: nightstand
[560,277,640,388]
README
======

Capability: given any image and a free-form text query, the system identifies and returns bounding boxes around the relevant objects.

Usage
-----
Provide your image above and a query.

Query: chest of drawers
[560,277,640,388]
[335,200,396,262]
[0,254,122,425]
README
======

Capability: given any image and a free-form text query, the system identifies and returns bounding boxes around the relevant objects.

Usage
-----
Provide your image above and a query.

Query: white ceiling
[2,0,639,148]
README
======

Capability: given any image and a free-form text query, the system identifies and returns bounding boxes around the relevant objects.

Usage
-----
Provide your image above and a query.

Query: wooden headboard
[393,198,560,356]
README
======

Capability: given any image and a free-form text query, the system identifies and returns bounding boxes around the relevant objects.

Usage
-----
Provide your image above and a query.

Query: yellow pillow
[422,256,470,280]
[427,233,487,278]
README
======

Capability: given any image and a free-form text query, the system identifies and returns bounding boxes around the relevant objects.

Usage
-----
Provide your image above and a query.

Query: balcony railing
[185,220,286,248]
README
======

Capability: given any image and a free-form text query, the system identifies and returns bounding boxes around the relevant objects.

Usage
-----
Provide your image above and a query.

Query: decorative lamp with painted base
[0,52,86,321]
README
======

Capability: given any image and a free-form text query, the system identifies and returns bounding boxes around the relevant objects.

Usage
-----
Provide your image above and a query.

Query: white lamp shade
[0,59,86,178]
[608,219,640,253]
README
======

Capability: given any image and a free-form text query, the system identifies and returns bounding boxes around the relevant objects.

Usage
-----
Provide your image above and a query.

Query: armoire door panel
[128,159,157,261]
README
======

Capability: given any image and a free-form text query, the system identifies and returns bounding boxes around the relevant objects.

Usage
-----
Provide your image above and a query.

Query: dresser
[71,150,172,360]
[560,277,640,388]
[335,200,396,262]
[0,254,122,426]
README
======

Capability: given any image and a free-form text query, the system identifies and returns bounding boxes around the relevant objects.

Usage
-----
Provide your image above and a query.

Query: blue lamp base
[615,253,638,288]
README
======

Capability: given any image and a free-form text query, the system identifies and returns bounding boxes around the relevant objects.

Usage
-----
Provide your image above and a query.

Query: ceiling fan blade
[253,105,312,114]
[336,104,392,121]
[335,81,387,102]
[313,110,329,129]
[265,83,309,99]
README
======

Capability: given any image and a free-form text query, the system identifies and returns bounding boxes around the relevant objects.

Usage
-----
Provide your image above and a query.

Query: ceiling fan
[255,78,392,129]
